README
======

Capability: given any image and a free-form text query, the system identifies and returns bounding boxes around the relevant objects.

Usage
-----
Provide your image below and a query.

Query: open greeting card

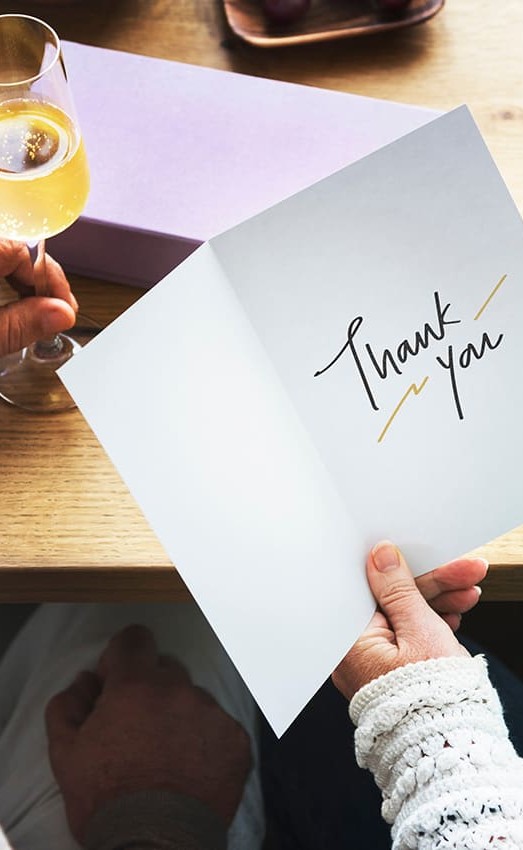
[60,107,523,735]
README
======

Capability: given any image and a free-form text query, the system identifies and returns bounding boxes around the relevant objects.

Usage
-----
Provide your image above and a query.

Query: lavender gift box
[53,41,437,289]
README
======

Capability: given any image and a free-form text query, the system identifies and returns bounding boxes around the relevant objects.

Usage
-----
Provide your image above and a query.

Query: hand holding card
[60,107,523,735]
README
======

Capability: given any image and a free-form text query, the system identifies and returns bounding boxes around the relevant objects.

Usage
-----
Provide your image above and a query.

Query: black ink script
[314,291,461,411]
[435,331,504,419]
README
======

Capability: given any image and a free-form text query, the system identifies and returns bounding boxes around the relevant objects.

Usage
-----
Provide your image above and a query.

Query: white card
[60,106,523,735]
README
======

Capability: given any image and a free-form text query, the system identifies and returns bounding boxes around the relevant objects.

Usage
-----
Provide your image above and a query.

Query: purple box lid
[52,42,437,286]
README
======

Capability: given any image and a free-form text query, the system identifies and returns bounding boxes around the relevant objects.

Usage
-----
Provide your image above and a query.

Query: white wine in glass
[0,99,89,241]
[0,14,92,412]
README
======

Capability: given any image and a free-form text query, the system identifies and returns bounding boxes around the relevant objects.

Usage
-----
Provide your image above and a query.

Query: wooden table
[1,0,523,601]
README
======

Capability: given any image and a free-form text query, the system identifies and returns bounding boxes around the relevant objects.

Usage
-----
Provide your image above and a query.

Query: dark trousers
[261,639,523,850]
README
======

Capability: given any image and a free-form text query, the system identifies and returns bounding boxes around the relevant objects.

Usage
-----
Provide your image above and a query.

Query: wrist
[84,789,227,850]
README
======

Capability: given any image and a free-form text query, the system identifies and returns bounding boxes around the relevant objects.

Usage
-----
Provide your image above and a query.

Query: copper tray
[223,0,444,47]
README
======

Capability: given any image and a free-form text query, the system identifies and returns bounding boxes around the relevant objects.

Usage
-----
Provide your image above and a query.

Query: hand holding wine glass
[0,240,77,356]
[0,14,90,412]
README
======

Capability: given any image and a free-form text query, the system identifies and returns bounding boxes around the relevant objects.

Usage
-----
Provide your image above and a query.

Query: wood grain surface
[1,0,523,600]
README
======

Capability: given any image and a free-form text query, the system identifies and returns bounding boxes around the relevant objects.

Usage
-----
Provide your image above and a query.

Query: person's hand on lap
[46,625,252,844]
[0,240,77,355]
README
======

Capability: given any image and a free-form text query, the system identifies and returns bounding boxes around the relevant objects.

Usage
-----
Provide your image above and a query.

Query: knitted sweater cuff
[349,655,523,850]
[349,654,498,728]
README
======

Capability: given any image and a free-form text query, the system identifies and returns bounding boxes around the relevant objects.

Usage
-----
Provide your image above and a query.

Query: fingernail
[477,558,489,572]
[71,294,79,312]
[372,540,400,572]
[474,585,483,597]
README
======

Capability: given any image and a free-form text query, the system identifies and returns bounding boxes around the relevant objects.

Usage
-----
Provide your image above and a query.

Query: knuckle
[0,312,24,356]
[45,253,66,281]
[0,240,23,272]
[379,578,418,609]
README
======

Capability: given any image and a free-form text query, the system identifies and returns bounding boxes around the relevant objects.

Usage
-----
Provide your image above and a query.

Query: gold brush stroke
[377,376,429,444]
[473,274,507,321]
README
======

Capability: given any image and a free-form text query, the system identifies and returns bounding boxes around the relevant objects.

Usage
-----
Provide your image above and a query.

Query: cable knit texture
[349,655,523,849]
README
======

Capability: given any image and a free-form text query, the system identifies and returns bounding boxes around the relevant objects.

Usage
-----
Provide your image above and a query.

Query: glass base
[0,315,100,413]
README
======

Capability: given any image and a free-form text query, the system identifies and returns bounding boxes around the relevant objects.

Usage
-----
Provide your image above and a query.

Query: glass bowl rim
[0,14,61,89]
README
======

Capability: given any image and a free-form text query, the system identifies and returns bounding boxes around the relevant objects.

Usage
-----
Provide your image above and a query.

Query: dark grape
[262,0,311,25]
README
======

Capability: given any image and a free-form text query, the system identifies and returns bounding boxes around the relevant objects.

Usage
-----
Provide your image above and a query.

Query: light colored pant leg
[0,603,265,850]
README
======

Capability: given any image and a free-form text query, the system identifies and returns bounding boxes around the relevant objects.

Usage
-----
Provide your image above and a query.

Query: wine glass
[0,14,91,412]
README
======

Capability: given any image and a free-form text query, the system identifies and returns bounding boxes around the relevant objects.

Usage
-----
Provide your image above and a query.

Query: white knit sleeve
[349,655,523,850]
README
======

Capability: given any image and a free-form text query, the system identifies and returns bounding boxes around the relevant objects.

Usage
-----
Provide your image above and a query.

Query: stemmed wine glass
[0,14,91,412]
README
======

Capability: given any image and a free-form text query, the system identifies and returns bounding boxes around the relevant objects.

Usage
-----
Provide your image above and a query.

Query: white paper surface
[60,106,523,735]
[211,106,523,572]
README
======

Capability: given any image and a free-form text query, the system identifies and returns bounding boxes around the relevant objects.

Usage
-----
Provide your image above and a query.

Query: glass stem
[29,239,64,358]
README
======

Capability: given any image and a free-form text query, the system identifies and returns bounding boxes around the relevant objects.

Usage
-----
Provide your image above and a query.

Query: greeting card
[60,107,523,735]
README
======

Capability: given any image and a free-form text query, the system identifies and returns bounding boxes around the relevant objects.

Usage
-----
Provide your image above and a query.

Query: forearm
[84,790,227,850]
[350,655,523,850]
